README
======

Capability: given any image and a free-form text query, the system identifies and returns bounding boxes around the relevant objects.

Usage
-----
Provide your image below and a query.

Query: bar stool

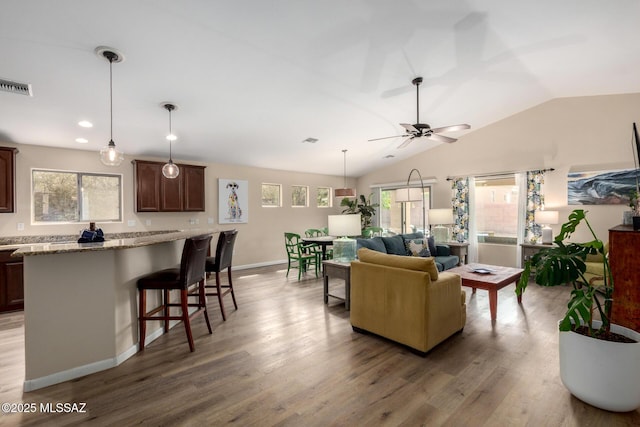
[205,230,238,321]
[137,234,213,352]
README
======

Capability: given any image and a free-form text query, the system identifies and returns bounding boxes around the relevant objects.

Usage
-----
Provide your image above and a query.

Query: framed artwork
[219,179,248,223]
[567,168,638,205]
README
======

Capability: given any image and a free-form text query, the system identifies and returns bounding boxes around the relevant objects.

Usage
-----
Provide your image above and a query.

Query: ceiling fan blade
[426,133,457,143]
[397,137,414,149]
[400,123,419,133]
[430,123,471,133]
[368,134,407,142]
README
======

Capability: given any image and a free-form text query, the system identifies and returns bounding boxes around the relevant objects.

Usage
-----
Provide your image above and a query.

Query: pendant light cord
[168,108,173,162]
[109,55,113,142]
[342,149,348,188]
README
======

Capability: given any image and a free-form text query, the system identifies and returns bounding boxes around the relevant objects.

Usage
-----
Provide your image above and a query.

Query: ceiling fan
[369,77,470,148]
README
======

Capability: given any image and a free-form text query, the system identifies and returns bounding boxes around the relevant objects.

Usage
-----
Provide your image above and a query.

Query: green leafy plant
[516,209,614,338]
[340,194,379,230]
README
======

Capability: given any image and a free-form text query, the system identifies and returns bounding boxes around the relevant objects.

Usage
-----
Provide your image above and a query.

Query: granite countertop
[4,229,218,257]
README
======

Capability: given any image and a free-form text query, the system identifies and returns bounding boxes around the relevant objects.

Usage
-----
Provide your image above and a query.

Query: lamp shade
[328,214,361,237]
[395,187,423,202]
[428,208,453,225]
[535,210,559,225]
[335,188,356,198]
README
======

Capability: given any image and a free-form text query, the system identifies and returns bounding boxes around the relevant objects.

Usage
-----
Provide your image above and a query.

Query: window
[291,185,308,207]
[32,170,122,223]
[261,183,281,207]
[379,187,431,235]
[316,187,332,207]
[474,176,519,244]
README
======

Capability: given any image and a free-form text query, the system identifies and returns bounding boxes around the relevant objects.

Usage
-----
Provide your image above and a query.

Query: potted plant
[516,209,640,412]
[340,194,379,231]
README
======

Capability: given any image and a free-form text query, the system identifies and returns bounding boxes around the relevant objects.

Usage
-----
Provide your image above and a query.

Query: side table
[322,260,351,310]
[520,242,553,268]
[446,241,469,265]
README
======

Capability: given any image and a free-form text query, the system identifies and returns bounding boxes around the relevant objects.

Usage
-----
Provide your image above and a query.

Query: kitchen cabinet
[133,160,205,212]
[609,225,640,333]
[0,147,17,213]
[0,250,23,312]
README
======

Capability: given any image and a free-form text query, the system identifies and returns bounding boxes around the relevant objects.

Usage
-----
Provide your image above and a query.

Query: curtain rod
[446,167,554,181]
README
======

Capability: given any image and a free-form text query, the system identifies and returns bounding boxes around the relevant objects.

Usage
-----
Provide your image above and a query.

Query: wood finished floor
[1,265,639,426]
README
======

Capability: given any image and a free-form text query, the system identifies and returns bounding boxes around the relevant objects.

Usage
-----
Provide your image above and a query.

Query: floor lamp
[395,168,425,235]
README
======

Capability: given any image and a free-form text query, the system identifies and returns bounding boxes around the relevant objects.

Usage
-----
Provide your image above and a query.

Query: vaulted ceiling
[1,1,639,177]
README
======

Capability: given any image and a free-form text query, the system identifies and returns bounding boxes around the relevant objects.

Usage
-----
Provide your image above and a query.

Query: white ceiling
[1,0,639,177]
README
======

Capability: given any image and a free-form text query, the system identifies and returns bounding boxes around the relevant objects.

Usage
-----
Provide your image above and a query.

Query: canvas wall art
[219,179,248,223]
[567,168,638,205]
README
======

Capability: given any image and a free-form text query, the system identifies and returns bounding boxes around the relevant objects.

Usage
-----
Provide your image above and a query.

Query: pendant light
[96,46,124,166]
[334,149,356,198]
[162,103,180,179]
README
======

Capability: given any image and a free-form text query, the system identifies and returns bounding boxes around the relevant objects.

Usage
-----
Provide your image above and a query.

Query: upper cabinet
[133,160,205,212]
[0,147,17,213]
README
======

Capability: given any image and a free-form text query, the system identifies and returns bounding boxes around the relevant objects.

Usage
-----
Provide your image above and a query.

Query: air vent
[0,78,33,96]
[302,137,318,143]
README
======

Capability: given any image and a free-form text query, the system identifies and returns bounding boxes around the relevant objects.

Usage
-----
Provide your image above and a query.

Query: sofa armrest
[436,244,451,256]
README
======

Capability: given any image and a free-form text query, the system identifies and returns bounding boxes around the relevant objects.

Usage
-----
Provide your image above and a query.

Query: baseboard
[23,326,167,392]
[234,259,287,270]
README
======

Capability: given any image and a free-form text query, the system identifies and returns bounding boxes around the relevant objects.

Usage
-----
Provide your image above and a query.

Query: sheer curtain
[516,173,527,267]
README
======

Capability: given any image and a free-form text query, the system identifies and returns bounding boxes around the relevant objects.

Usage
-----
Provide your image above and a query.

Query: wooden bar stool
[205,230,238,321]
[137,234,213,352]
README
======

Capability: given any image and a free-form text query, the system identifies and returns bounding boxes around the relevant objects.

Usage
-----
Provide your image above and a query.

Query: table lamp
[328,214,361,262]
[534,210,559,244]
[428,208,454,243]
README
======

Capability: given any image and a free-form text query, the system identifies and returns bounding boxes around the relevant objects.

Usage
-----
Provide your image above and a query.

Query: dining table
[301,235,335,260]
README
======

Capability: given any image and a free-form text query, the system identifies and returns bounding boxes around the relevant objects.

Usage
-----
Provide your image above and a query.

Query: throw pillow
[427,236,437,257]
[405,239,431,257]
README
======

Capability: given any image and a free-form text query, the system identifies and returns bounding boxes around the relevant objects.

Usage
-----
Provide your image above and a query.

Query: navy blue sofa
[356,232,459,272]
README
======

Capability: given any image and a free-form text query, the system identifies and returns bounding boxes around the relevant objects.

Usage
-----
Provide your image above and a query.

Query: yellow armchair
[350,248,466,355]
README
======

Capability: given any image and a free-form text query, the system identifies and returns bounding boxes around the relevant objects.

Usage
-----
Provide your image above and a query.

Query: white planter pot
[559,320,640,412]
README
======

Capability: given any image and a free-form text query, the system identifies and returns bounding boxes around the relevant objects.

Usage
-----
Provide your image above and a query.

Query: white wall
[0,144,351,266]
[357,92,640,245]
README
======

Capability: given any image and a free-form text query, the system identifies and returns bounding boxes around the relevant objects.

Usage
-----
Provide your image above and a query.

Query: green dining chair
[363,226,383,238]
[284,232,320,280]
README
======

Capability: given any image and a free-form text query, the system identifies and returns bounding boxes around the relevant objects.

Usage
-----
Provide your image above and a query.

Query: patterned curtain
[451,177,469,242]
[525,170,545,243]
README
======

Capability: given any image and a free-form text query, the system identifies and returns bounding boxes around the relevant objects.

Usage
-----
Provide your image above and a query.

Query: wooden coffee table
[447,263,524,322]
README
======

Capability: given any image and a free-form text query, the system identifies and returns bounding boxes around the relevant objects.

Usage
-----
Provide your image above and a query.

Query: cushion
[381,235,407,255]
[401,232,424,240]
[404,238,431,257]
[356,237,386,253]
[427,236,437,256]
[357,248,438,281]
[435,255,460,271]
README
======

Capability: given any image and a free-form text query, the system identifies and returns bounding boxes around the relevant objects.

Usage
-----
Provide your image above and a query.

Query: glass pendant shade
[100,140,124,166]
[162,160,179,179]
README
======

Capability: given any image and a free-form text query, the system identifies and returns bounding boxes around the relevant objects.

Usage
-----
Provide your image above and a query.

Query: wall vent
[0,78,33,96]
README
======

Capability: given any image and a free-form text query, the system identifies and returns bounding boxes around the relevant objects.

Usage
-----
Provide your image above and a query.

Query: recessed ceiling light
[384,154,395,159]
[78,120,93,128]
[75,138,89,144]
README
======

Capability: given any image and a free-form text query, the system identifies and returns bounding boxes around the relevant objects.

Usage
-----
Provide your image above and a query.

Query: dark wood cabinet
[0,147,18,213]
[609,225,640,333]
[183,165,205,211]
[0,250,24,312]
[133,160,205,212]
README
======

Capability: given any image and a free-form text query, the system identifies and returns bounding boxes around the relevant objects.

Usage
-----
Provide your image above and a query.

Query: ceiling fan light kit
[96,46,125,166]
[161,103,180,179]
[370,76,470,149]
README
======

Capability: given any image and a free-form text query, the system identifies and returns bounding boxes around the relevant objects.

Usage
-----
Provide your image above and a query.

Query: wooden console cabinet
[133,160,205,212]
[609,225,640,333]
[0,147,18,213]
[0,250,23,312]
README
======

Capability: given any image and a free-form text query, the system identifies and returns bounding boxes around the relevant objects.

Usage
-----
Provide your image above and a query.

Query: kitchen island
[10,229,217,392]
